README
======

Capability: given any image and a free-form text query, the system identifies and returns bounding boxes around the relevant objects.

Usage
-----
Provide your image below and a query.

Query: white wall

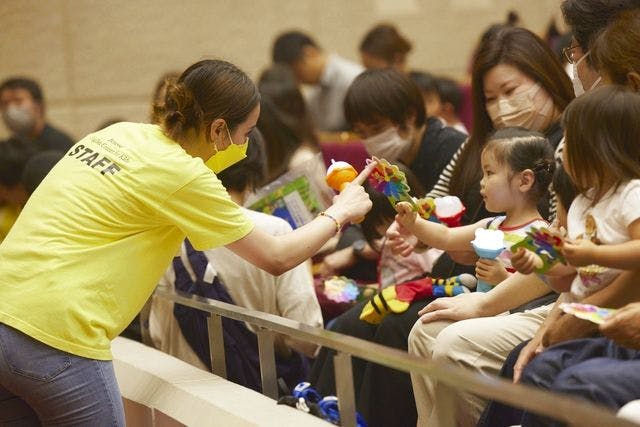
[0,0,563,141]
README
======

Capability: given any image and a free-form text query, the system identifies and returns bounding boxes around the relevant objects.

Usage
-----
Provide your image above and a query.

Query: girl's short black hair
[408,71,439,96]
[484,127,555,203]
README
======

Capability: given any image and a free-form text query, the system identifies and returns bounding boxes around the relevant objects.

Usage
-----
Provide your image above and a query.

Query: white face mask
[2,104,36,135]
[486,83,554,131]
[572,50,602,97]
[362,127,412,160]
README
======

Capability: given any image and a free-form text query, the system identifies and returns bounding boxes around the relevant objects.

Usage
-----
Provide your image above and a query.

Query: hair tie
[168,110,185,124]
[533,160,552,174]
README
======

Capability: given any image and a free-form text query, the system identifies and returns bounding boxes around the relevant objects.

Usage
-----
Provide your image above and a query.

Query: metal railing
[154,288,637,427]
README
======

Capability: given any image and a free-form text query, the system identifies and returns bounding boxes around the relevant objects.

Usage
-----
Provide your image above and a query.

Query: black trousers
[309,298,431,427]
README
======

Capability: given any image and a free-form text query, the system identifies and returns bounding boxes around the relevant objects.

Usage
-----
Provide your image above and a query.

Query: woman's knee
[430,319,492,365]
[408,319,451,358]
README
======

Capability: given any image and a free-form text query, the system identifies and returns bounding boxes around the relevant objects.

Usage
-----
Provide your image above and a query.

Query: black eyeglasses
[562,44,581,64]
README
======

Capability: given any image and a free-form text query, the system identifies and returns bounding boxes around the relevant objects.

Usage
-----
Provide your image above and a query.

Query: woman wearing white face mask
[429,26,574,222]
[397,27,575,427]
[344,69,467,193]
[565,45,602,96]
[306,27,573,427]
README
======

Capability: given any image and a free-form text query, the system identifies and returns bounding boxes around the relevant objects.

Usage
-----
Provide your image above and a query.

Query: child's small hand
[394,201,418,230]
[562,238,598,267]
[385,220,418,257]
[548,218,567,237]
[511,247,543,275]
[475,258,509,286]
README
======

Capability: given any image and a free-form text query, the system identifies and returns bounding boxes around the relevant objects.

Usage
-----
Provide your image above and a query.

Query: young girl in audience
[512,85,640,301]
[395,127,555,290]
[475,163,578,427]
[501,84,640,427]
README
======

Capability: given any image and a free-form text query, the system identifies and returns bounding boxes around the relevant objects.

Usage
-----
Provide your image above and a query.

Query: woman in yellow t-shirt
[0,59,374,425]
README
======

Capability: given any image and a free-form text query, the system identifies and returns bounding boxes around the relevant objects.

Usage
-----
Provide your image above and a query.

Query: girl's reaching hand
[562,239,598,267]
[394,201,418,230]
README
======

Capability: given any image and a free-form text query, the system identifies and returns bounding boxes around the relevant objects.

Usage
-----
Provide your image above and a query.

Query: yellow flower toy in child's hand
[367,157,417,208]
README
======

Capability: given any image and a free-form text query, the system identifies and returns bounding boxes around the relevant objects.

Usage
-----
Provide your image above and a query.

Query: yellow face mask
[205,125,248,174]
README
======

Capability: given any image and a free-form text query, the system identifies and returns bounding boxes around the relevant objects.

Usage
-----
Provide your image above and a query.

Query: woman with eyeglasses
[481,9,640,427]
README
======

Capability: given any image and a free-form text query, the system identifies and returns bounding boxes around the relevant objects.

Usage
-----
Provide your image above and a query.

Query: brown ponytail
[156,59,260,143]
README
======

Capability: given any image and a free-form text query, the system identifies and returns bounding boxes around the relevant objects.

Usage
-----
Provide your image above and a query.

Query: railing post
[156,289,638,427]
[334,352,357,427]
[257,328,278,399]
[207,314,226,378]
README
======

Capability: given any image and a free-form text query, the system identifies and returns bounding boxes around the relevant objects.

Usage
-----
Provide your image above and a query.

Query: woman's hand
[599,302,640,350]
[417,291,489,323]
[513,336,545,383]
[475,258,509,285]
[562,239,598,267]
[511,248,543,275]
[328,160,377,224]
[386,220,418,257]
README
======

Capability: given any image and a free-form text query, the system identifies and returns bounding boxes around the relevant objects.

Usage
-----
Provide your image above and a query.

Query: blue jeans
[519,337,640,427]
[0,323,125,426]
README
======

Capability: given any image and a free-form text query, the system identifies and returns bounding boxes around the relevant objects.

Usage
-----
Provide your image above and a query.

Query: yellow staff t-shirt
[0,204,20,243]
[0,123,253,360]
